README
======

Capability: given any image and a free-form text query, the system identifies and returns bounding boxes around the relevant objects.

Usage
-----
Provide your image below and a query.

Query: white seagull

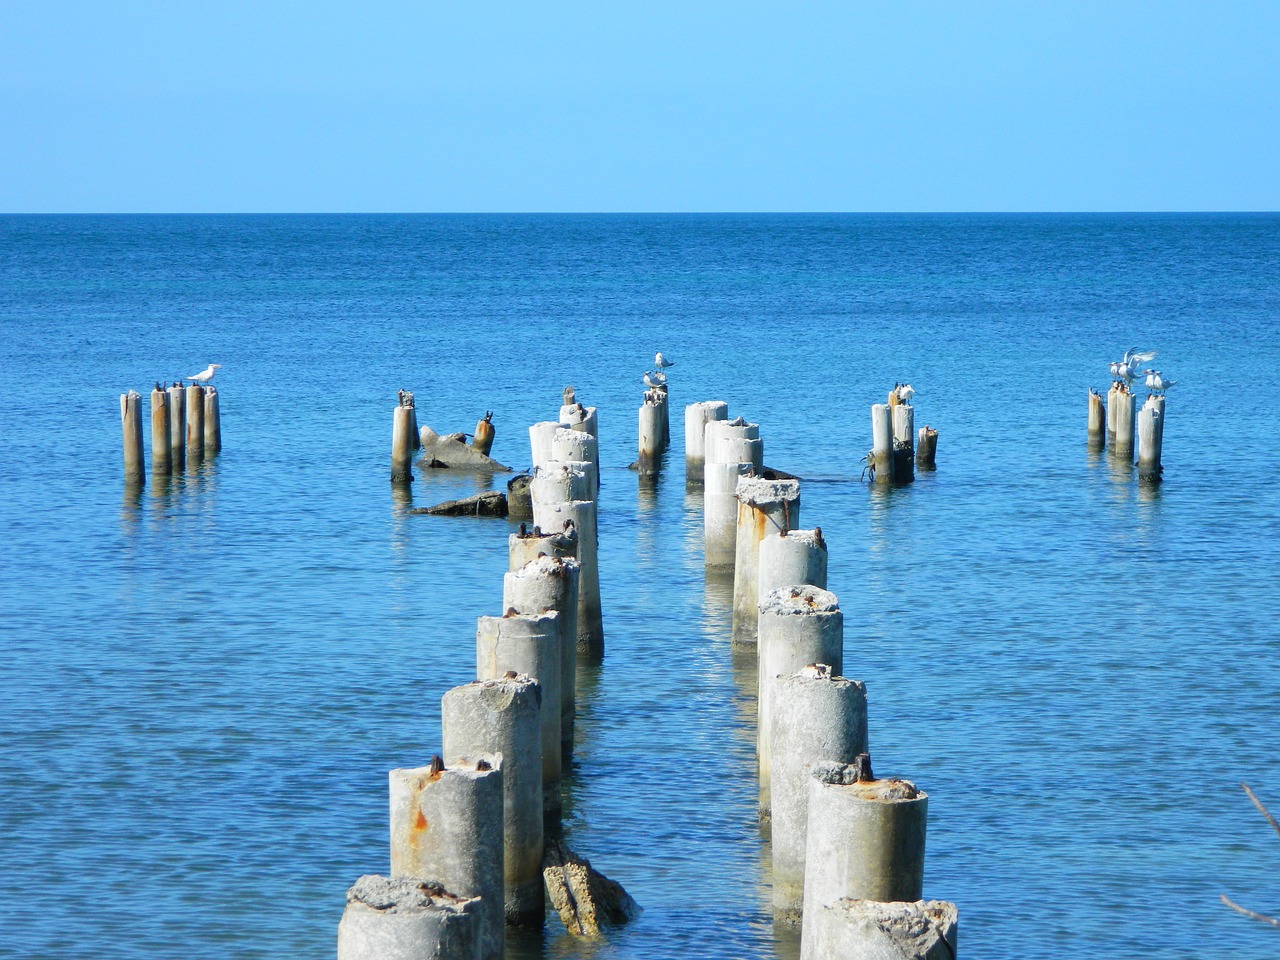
[1144,369,1177,394]
[186,364,221,386]
[654,352,674,370]
[894,383,916,404]
[1112,348,1157,386]
[643,370,667,390]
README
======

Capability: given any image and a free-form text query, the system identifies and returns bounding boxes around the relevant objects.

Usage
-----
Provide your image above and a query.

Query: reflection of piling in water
[389,757,505,960]
[1112,387,1136,459]
[732,476,802,645]
[442,677,544,925]
[475,613,562,819]
[685,400,728,486]
[508,522,578,572]
[770,665,868,923]
[121,391,145,483]
[167,384,186,471]
[150,387,171,474]
[1138,395,1165,481]
[185,384,205,462]
[757,586,843,816]
[870,404,892,482]
[337,874,482,960]
[759,529,828,598]
[504,556,581,754]
[801,756,928,921]
[204,387,221,455]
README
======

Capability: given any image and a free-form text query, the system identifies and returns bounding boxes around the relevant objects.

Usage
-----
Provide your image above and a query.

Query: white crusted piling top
[778,662,864,691]
[344,874,481,916]
[478,610,560,637]
[809,759,925,802]
[393,754,504,790]
[764,528,827,552]
[553,427,594,452]
[509,554,581,584]
[448,674,543,711]
[736,475,801,506]
[760,585,840,617]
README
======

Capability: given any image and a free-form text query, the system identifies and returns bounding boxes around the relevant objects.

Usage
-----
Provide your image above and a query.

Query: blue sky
[1,1,1277,212]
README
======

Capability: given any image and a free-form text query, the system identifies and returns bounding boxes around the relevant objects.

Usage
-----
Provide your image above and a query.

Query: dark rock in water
[543,838,640,937]
[419,424,512,473]
[506,474,533,520]
[411,491,508,517]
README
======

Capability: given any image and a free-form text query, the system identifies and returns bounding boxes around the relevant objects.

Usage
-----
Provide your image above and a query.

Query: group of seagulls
[1109,348,1176,396]
[643,352,672,390]
[888,382,916,405]
[146,365,222,392]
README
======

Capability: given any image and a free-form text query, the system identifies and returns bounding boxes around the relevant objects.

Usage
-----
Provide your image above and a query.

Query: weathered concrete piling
[870,404,893,482]
[389,756,505,960]
[391,396,415,484]
[1088,388,1106,444]
[638,392,664,475]
[531,500,603,655]
[149,386,171,474]
[1112,387,1136,458]
[1138,395,1165,480]
[916,426,938,468]
[759,528,828,598]
[800,898,958,960]
[732,476,802,644]
[203,387,221,454]
[892,404,915,483]
[185,383,205,461]
[803,757,928,921]
[770,665,868,922]
[684,400,728,486]
[508,522,578,572]
[528,421,565,473]
[1106,383,1120,436]
[442,677,544,925]
[475,613,562,817]
[559,401,600,484]
[167,383,186,470]
[506,475,534,521]
[530,461,593,507]
[472,412,495,457]
[337,874,483,960]
[758,586,844,815]
[551,428,598,498]
[120,391,145,483]
[704,419,762,571]
[503,556,581,752]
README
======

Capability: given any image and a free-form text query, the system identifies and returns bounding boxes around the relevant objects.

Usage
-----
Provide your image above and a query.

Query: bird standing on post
[643,370,667,390]
[654,352,674,370]
[1144,370,1177,395]
[186,364,221,386]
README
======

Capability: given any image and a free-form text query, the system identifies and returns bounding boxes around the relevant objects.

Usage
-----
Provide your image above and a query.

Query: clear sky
[1,1,1277,212]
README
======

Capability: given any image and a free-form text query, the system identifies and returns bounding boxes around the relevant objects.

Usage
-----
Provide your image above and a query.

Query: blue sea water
[1,213,1278,960]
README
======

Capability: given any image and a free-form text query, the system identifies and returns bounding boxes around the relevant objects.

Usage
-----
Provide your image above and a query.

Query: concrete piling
[916,426,938,468]
[732,476,802,644]
[203,387,221,454]
[528,421,565,473]
[503,556,581,753]
[1138,395,1165,480]
[1113,387,1136,459]
[120,391,145,483]
[392,402,415,485]
[531,499,602,656]
[560,402,600,487]
[802,757,928,921]
[389,756,505,960]
[149,386,171,474]
[442,677,544,925]
[759,528,828,599]
[472,412,495,457]
[337,874,483,960]
[707,417,763,471]
[638,393,664,475]
[654,385,670,448]
[704,460,752,571]
[870,404,892,482]
[684,400,728,486]
[530,461,593,507]
[757,586,843,816]
[551,428,598,498]
[1088,389,1106,444]
[185,384,205,462]
[892,404,914,484]
[769,665,868,922]
[508,522,578,572]
[800,898,958,960]
[475,613,562,818]
[167,384,186,471]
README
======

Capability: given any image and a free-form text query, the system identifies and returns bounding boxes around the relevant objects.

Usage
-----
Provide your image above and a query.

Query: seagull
[643,370,667,390]
[654,352,674,370]
[895,383,916,405]
[1112,348,1156,386]
[1144,369,1177,394]
[186,364,221,386]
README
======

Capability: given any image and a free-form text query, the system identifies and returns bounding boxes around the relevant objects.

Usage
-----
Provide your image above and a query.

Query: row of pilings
[120,383,221,484]
[1089,384,1166,480]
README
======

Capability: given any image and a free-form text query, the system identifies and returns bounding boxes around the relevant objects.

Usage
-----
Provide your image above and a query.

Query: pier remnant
[892,404,915,484]
[704,418,762,571]
[337,874,482,960]
[1113,386,1136,459]
[508,522,578,572]
[684,400,728,486]
[204,387,221,454]
[916,426,938,468]
[759,528,828,599]
[121,391,145,483]
[732,476,802,644]
[185,383,205,462]
[638,391,664,475]
[167,383,186,471]
[420,424,511,472]
[543,838,640,937]
[1088,389,1106,446]
[391,393,415,484]
[1138,395,1164,481]
[870,404,892,482]
[149,386,171,474]
[800,898,958,960]
[531,500,602,655]
[472,412,495,456]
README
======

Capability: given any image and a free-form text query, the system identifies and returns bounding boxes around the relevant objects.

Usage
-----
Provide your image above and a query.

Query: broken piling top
[760,583,841,619]
[508,521,578,571]
[759,528,829,597]
[530,459,593,505]
[529,421,567,472]
[707,417,763,470]
[552,428,598,496]
[337,874,483,960]
[736,475,801,510]
[800,898,958,960]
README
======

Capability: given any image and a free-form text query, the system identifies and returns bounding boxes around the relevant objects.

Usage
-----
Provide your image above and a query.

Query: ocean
[1,213,1278,959]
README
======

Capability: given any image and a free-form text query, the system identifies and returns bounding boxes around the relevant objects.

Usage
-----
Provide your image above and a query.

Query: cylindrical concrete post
[1113,388,1136,458]
[508,522,578,572]
[770,665,868,922]
[638,396,663,474]
[389,756,505,960]
[707,418,762,471]
[167,384,186,471]
[803,760,928,920]
[337,874,482,960]
[685,400,728,486]
[551,428,598,498]
[475,613,561,817]
[561,404,600,487]
[870,403,892,482]
[732,477,802,645]
[800,898,958,960]
[186,384,205,462]
[759,529,828,599]
[1088,389,1106,440]
[704,460,752,571]
[204,387,221,454]
[916,426,938,468]
[121,391,145,483]
[758,586,843,816]
[473,413,495,456]
[529,421,565,472]
[1107,382,1120,436]
[892,404,914,484]
[392,405,414,484]
[442,677,544,925]
[150,387,171,474]
[1138,395,1164,480]
[655,386,670,448]
[530,461,593,507]
[503,556,581,753]
[506,475,534,521]
[531,499,602,656]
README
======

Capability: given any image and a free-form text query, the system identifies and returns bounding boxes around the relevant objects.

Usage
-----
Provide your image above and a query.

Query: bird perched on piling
[186,364,221,386]
[895,383,916,405]
[655,352,674,370]
[643,370,667,390]
[1144,370,1177,394]
[1110,349,1156,386]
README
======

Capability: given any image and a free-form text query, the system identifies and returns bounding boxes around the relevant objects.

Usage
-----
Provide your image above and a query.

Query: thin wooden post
[150,386,171,474]
[120,391,145,483]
